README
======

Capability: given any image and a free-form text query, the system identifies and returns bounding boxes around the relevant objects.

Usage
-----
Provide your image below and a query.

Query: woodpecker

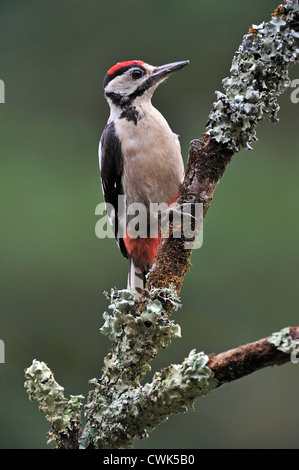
[99,59,189,297]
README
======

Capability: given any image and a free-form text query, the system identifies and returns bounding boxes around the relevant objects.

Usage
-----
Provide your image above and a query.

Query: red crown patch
[108,60,145,75]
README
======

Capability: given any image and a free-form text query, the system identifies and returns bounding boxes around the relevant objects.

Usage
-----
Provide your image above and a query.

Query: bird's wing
[99,121,128,259]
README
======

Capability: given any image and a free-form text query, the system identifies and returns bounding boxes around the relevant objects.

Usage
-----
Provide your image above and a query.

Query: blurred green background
[0,0,298,449]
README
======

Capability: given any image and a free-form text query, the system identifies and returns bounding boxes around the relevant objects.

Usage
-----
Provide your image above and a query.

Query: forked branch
[25,0,299,450]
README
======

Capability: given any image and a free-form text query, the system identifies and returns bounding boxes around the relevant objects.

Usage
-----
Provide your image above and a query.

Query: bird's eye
[130,69,143,80]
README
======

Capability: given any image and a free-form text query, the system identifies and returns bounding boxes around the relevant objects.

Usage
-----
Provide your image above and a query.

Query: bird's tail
[127,258,146,299]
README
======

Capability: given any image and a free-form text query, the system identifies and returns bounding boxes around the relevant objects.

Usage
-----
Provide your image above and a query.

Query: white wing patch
[98,139,102,171]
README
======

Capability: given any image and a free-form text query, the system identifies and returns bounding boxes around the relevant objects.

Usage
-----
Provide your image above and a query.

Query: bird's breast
[115,105,184,207]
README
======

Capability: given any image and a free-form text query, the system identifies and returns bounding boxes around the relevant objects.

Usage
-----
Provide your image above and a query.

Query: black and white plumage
[99,121,127,258]
[99,60,189,296]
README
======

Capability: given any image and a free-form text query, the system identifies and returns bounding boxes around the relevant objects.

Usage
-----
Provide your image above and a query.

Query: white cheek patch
[106,73,148,96]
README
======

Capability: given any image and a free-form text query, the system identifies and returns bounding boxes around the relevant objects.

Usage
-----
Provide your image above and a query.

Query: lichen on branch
[24,0,299,450]
[80,348,217,449]
[99,286,182,389]
[147,0,299,300]
[207,0,299,152]
[24,359,84,448]
[268,326,299,354]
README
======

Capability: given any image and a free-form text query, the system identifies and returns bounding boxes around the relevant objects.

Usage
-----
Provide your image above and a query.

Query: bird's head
[103,59,189,109]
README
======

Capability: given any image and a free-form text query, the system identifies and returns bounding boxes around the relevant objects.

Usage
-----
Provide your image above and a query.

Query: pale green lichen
[25,2,299,450]
[145,349,218,412]
[80,350,218,449]
[24,360,84,448]
[100,288,136,341]
[207,0,299,152]
[80,289,216,449]
[99,286,182,389]
[100,285,181,341]
[268,327,297,354]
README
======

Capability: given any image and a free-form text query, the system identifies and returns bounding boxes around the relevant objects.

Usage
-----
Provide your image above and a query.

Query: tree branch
[24,0,299,449]
[146,136,233,304]
[24,360,84,449]
[146,0,299,310]
[209,326,299,385]
[25,326,299,449]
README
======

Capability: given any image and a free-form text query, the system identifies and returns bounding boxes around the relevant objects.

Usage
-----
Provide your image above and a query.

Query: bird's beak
[151,60,190,84]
